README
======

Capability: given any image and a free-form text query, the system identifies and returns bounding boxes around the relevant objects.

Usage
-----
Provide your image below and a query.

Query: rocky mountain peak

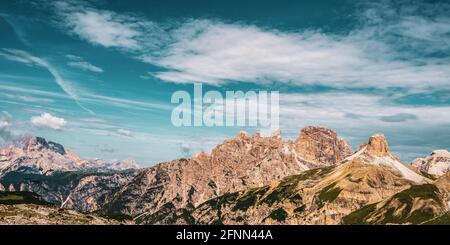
[238,131,249,139]
[345,134,429,183]
[365,133,390,157]
[23,136,66,155]
[412,149,450,177]
[294,126,352,165]
[272,128,282,138]
[1,135,138,178]
[431,149,450,156]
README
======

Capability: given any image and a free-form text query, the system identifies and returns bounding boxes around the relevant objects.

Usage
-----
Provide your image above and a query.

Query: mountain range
[0,126,449,225]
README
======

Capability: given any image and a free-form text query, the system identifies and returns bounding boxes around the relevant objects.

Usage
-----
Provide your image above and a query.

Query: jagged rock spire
[366,133,391,157]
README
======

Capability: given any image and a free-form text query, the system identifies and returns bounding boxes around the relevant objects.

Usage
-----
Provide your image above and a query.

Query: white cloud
[117,128,133,137]
[52,2,450,91]
[54,1,164,51]
[31,113,67,130]
[68,61,104,73]
[144,19,450,90]
[66,54,104,73]
[0,120,9,128]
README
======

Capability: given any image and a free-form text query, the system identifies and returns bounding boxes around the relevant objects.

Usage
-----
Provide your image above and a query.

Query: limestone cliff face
[104,126,352,220]
[294,126,352,166]
[2,128,448,225]
[365,134,391,157]
[156,134,434,225]
[412,150,450,177]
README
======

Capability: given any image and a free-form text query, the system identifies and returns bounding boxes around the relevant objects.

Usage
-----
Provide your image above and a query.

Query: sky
[0,0,449,166]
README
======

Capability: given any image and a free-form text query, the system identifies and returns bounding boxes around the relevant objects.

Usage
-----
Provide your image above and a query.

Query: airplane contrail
[0,48,94,114]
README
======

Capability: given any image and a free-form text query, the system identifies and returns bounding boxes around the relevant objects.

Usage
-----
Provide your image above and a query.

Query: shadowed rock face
[104,126,353,220]
[33,137,66,155]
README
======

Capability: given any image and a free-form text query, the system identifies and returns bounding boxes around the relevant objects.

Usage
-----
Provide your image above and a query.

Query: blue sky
[0,0,449,166]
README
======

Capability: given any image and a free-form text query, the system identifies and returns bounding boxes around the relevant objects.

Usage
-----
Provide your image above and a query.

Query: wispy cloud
[0,92,54,104]
[148,18,450,90]
[117,128,133,137]
[67,61,104,73]
[0,48,94,114]
[66,54,104,73]
[53,1,165,51]
[50,1,450,92]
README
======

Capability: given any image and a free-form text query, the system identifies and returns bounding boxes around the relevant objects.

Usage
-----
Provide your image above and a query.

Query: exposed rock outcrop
[294,126,352,166]
[153,134,433,225]
[104,126,351,221]
[412,150,450,177]
[344,134,429,183]
[365,134,391,157]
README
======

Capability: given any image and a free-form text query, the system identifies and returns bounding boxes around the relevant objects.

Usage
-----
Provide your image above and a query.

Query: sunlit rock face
[412,150,450,177]
[103,126,353,221]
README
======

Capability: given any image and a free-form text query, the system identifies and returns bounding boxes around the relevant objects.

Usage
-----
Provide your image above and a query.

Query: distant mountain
[0,136,138,213]
[0,136,138,177]
[102,126,352,221]
[412,150,450,177]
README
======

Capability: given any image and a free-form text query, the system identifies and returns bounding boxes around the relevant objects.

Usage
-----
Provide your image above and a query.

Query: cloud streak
[66,54,104,73]
[0,48,94,114]
[67,61,104,73]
